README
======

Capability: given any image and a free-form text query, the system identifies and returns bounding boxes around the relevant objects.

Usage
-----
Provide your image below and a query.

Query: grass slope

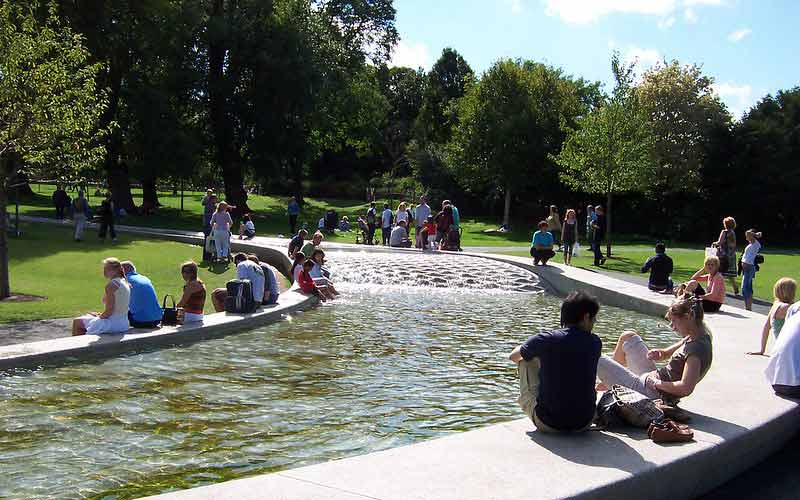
[0,223,240,324]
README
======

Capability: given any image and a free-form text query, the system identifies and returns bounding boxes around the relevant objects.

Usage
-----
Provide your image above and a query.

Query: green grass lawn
[0,223,243,324]
[498,245,799,302]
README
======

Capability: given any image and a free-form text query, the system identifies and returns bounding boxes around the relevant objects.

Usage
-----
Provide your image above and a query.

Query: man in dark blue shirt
[509,291,602,432]
[641,242,674,292]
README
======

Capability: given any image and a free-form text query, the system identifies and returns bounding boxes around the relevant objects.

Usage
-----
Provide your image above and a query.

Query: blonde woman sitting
[597,297,713,401]
[72,258,131,336]
[682,256,725,313]
[748,278,796,356]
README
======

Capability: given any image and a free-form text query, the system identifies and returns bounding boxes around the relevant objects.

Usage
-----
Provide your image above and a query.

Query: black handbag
[161,295,180,326]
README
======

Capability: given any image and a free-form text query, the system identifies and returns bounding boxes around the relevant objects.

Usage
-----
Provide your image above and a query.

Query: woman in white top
[211,201,233,262]
[395,202,409,228]
[765,302,800,397]
[740,229,763,311]
[72,258,131,336]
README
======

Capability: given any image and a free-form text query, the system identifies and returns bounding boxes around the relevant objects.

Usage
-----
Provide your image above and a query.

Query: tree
[446,59,588,226]
[0,2,107,299]
[556,52,653,256]
[377,65,426,177]
[637,60,731,192]
[415,47,474,145]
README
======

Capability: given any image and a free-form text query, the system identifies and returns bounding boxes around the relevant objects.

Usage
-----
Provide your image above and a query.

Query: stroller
[323,209,339,234]
[440,226,462,252]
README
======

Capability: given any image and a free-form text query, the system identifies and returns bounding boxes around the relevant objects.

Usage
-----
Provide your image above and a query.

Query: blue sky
[388,0,800,119]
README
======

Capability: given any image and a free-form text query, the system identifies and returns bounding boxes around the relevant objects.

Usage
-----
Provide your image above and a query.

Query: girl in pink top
[685,256,725,312]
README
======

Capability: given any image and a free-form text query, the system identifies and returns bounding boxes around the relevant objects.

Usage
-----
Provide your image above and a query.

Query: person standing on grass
[98,192,117,243]
[530,221,556,266]
[211,201,233,262]
[52,185,69,220]
[561,209,579,266]
[366,202,377,245]
[713,216,739,295]
[740,229,763,311]
[586,205,596,251]
[381,203,393,246]
[509,291,602,433]
[592,205,606,266]
[642,242,674,293]
[287,196,300,235]
[546,205,561,249]
[749,278,796,356]
[121,261,162,329]
[415,196,431,247]
[72,190,89,242]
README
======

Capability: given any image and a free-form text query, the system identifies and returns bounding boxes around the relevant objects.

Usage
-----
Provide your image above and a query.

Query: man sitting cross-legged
[509,291,602,432]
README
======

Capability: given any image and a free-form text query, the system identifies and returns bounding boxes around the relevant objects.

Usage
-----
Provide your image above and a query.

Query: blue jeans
[742,262,756,299]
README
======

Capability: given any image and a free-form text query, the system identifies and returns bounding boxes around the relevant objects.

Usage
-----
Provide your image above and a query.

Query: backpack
[224,279,257,313]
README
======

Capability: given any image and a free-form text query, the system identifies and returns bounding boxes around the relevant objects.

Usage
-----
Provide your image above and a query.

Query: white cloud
[683,0,725,5]
[389,40,432,70]
[713,82,753,119]
[624,45,662,71]
[542,0,725,24]
[543,0,676,24]
[658,16,676,29]
[512,0,523,14]
[728,28,752,42]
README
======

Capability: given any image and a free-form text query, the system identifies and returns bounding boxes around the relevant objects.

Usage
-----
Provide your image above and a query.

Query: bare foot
[596,382,608,392]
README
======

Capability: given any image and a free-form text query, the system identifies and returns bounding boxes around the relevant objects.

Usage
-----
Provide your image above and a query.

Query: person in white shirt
[381,203,393,246]
[211,253,265,311]
[740,229,763,311]
[415,196,431,247]
[390,220,412,248]
[238,214,256,239]
[765,301,800,397]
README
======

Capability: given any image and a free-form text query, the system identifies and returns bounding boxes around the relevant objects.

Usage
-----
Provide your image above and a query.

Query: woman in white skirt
[72,258,131,336]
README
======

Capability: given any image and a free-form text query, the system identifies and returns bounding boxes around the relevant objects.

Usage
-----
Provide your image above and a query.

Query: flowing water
[0,252,675,499]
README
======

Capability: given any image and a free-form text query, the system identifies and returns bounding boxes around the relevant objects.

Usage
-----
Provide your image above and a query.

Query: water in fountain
[323,251,544,293]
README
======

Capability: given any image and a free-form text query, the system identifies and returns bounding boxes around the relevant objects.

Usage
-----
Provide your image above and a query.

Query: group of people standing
[359,196,461,251]
[531,204,606,266]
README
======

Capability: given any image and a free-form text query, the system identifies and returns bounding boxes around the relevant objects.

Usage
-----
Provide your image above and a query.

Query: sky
[387,0,800,119]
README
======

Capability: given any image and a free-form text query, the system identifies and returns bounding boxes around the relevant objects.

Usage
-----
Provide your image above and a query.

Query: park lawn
[0,223,243,324]
[498,245,800,302]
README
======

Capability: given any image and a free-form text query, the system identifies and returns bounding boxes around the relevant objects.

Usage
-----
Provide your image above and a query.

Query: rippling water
[0,255,675,499]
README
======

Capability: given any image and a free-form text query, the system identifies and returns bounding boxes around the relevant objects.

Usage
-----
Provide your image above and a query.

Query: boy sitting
[642,242,674,293]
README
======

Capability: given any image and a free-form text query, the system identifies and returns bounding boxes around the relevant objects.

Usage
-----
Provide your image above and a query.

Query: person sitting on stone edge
[121,261,162,328]
[509,291,602,432]
[530,221,556,266]
[642,242,674,293]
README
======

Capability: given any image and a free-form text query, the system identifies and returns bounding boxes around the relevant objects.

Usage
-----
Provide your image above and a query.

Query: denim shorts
[742,262,756,299]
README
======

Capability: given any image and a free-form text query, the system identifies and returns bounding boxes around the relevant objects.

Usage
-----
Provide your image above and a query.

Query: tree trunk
[503,184,512,227]
[0,157,11,300]
[208,0,250,217]
[606,191,613,258]
[142,177,160,207]
[108,162,137,214]
[104,59,137,214]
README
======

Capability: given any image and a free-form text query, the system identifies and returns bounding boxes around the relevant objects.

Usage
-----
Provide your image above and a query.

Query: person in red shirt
[297,260,334,300]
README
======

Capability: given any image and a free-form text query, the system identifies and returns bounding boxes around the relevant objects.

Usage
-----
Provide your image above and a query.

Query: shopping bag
[705,247,718,259]
[573,242,581,258]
